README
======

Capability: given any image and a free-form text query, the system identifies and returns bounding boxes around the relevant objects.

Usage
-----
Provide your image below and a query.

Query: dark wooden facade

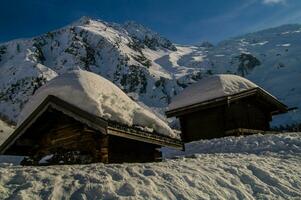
[166,88,288,143]
[0,95,182,165]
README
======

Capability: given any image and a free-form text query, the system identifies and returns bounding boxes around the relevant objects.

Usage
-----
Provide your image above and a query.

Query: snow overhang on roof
[18,70,178,139]
[166,74,288,117]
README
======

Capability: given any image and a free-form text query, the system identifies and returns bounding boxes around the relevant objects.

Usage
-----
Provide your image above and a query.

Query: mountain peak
[71,16,93,26]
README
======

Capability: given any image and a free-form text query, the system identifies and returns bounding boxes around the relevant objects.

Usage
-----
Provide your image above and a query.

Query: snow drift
[0,133,300,199]
[18,70,177,138]
[162,132,301,158]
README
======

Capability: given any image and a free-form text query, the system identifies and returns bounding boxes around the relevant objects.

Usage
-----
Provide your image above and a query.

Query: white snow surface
[0,133,300,199]
[162,132,301,157]
[168,74,259,110]
[18,70,177,138]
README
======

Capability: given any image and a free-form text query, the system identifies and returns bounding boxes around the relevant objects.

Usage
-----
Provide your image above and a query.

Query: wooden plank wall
[179,100,271,142]
[8,109,161,164]
[108,135,162,163]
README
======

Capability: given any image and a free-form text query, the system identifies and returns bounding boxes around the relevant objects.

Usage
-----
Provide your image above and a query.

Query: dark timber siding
[179,99,271,142]
[5,108,162,164]
[108,135,161,163]
[5,109,109,164]
[179,106,225,142]
[225,100,269,131]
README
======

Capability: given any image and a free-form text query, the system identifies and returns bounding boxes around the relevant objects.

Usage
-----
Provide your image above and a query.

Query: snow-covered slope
[0,133,300,199]
[0,17,300,128]
[19,70,176,138]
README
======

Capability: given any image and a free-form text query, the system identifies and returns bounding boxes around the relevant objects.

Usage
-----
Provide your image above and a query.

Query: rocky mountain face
[0,17,300,127]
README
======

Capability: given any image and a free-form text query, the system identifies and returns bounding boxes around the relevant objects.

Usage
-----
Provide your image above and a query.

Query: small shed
[166,74,288,142]
[0,70,182,165]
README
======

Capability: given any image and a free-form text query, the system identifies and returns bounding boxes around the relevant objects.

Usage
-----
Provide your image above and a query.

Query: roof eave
[166,88,288,118]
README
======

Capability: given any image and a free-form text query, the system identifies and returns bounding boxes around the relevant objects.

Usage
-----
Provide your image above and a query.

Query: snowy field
[0,133,300,199]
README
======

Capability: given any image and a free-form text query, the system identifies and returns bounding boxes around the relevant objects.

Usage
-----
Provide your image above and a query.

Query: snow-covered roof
[168,74,259,111]
[18,70,177,138]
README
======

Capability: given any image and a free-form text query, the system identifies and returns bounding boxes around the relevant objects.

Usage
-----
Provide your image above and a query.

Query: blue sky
[1,0,301,44]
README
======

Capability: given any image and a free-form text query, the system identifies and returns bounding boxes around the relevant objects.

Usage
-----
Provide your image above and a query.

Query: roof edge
[166,88,288,117]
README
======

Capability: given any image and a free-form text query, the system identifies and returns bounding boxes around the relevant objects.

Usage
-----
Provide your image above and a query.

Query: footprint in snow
[106,169,123,182]
[116,183,136,197]
[143,169,156,176]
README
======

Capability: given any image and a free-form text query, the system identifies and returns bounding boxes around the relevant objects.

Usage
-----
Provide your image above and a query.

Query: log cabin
[0,71,182,165]
[166,74,288,142]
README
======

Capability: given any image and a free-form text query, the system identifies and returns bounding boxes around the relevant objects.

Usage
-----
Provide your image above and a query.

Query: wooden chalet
[0,95,182,165]
[166,75,288,142]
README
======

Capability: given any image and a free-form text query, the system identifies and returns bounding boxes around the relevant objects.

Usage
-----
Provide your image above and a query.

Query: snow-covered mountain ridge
[0,17,300,127]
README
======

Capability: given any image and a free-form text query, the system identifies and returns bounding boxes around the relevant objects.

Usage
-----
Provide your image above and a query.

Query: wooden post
[97,135,109,163]
[179,117,186,142]
[154,148,162,162]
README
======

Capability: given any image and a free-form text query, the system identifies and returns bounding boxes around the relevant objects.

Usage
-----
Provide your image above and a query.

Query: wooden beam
[107,126,183,150]
[225,128,279,136]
